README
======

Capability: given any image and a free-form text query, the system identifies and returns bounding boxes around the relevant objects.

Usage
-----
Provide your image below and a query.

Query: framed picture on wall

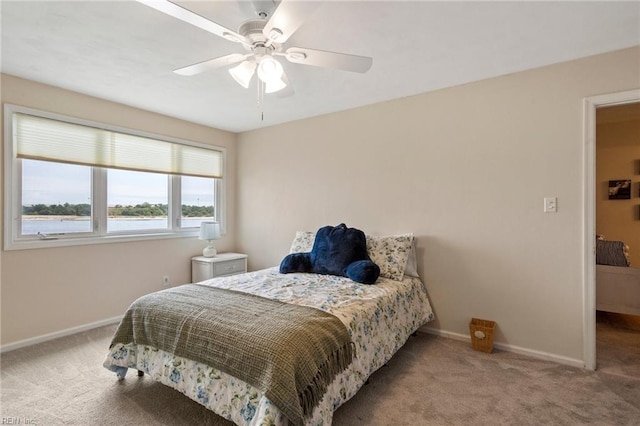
[608,179,631,200]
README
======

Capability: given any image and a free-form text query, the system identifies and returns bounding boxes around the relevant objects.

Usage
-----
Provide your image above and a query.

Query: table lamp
[199,221,221,257]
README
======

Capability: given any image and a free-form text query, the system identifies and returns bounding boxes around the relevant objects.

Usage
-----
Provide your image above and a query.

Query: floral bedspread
[104,267,434,425]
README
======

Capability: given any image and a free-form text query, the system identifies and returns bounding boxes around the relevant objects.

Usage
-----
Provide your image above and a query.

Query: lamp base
[203,243,217,257]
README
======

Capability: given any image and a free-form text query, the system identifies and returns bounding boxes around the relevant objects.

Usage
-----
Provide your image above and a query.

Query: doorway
[583,89,640,370]
[594,102,640,375]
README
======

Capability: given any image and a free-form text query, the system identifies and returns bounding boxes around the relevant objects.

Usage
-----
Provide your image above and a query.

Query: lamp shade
[229,60,256,89]
[257,56,283,84]
[265,78,287,94]
[199,221,221,241]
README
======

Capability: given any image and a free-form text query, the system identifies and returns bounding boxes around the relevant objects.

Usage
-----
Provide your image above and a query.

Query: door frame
[582,88,640,370]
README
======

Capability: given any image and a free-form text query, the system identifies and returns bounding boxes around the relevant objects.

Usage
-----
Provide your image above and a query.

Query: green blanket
[109,284,354,425]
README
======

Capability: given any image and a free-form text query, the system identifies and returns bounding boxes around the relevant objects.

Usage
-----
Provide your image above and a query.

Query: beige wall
[596,117,640,266]
[2,47,639,361]
[237,47,640,363]
[0,74,237,345]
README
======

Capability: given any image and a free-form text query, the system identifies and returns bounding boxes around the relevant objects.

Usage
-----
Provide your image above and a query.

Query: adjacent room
[1,1,639,425]
[594,102,640,379]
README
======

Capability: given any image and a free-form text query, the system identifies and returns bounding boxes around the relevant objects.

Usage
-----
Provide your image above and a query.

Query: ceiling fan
[137,0,373,95]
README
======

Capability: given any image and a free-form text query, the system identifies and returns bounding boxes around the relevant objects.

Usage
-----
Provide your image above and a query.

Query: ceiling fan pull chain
[256,78,261,108]
[257,79,265,121]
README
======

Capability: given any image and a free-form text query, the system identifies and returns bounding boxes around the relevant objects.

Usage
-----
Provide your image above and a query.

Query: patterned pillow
[290,230,416,280]
[289,231,316,253]
[403,239,419,277]
[366,234,414,281]
[596,240,630,267]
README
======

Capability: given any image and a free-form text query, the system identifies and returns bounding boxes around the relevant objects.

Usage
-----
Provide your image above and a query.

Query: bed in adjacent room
[103,227,434,425]
[595,237,640,316]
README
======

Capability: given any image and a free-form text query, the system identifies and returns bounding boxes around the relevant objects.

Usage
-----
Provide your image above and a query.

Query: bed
[103,230,434,425]
[596,265,640,316]
[595,237,640,316]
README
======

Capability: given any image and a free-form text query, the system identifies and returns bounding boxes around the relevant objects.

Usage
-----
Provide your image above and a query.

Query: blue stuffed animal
[279,223,380,284]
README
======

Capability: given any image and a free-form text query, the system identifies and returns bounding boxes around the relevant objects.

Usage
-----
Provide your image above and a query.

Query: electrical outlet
[162,275,170,287]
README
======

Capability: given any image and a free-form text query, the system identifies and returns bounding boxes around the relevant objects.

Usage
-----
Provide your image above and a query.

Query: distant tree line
[23,203,90,216]
[23,202,214,217]
[109,203,167,217]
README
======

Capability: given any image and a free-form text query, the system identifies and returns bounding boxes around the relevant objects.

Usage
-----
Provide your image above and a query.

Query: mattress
[103,267,434,425]
[596,264,640,316]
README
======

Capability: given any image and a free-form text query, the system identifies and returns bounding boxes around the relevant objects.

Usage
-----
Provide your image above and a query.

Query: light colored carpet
[1,319,638,425]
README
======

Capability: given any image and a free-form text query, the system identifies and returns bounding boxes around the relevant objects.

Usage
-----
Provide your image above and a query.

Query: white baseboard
[419,326,585,369]
[0,315,122,354]
[1,318,585,369]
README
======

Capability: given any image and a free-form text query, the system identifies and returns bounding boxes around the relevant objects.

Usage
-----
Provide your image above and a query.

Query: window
[21,159,93,236]
[4,105,225,250]
[107,169,169,233]
[181,175,216,228]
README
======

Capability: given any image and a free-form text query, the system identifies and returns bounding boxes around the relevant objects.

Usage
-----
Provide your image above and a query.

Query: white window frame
[3,104,226,251]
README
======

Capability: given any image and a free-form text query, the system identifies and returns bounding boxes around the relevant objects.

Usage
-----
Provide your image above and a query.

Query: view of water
[22,217,207,235]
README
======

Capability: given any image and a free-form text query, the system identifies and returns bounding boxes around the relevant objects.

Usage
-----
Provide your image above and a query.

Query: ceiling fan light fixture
[257,56,284,84]
[265,78,287,94]
[229,60,256,88]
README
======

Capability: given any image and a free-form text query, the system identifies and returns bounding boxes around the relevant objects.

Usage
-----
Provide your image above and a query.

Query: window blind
[14,112,223,178]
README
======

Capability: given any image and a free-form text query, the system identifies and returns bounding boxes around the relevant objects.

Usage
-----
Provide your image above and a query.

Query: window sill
[4,229,201,251]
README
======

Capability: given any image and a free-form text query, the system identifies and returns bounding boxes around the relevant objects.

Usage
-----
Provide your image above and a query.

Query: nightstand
[191,253,248,283]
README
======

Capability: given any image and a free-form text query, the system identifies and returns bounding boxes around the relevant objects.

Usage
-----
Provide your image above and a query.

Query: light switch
[544,197,557,213]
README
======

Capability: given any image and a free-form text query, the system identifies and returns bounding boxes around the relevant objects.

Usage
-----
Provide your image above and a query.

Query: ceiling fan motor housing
[238,18,273,49]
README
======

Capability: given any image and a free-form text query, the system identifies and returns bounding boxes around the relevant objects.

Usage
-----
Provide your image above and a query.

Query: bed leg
[137,370,144,377]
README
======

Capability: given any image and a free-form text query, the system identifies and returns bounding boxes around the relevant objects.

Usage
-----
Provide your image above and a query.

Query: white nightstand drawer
[213,258,246,277]
[192,261,213,283]
[191,253,248,283]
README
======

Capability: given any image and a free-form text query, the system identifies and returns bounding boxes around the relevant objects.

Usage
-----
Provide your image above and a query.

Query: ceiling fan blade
[284,47,373,73]
[262,0,322,44]
[137,0,248,45]
[174,53,250,76]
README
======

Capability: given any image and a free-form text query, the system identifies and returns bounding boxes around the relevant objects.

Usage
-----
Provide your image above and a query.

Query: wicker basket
[469,318,496,353]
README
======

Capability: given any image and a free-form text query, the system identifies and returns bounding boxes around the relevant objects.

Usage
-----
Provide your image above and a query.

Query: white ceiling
[2,1,639,133]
